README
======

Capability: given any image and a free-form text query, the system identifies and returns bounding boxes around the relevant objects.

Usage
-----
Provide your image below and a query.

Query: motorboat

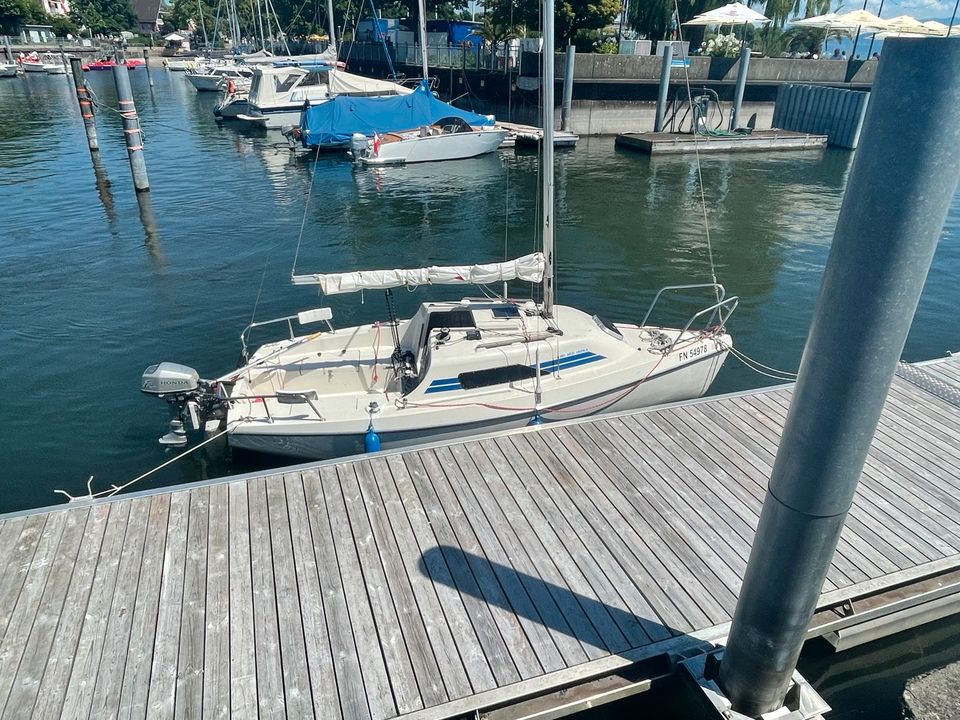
[294,82,497,151]
[186,63,253,92]
[213,83,250,119]
[238,63,412,129]
[81,58,143,71]
[21,54,48,72]
[164,57,205,71]
[0,63,18,77]
[353,121,507,165]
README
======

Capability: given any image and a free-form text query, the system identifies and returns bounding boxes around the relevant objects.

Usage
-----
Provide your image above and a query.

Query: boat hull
[22,63,46,73]
[186,74,224,91]
[215,97,250,119]
[363,129,507,165]
[226,349,728,460]
[237,107,305,129]
[0,65,18,77]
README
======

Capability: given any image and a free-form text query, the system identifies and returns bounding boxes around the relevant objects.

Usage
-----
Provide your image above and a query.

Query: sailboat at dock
[140,0,736,459]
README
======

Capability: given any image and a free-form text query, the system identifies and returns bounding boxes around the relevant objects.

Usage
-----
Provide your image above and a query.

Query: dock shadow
[418,544,688,657]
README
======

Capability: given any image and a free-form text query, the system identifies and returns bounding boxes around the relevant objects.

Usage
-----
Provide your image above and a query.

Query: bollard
[3,36,12,63]
[560,44,575,132]
[718,37,960,716]
[730,44,750,130]
[112,63,150,192]
[654,44,673,132]
[69,57,99,155]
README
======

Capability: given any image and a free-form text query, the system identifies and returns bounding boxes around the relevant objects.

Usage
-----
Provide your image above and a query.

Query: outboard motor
[141,362,230,446]
[349,132,371,163]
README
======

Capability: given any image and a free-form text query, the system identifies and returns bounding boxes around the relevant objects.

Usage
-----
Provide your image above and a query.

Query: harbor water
[1,67,959,720]
[0,69,957,514]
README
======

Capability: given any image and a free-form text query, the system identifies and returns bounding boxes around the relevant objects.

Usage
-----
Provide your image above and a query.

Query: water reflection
[136,191,163,264]
[91,153,118,230]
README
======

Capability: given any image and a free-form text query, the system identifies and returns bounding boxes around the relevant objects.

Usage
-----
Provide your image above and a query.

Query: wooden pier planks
[0,356,959,720]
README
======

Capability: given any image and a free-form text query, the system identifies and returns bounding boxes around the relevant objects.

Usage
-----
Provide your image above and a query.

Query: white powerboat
[239,64,412,129]
[0,64,18,77]
[165,57,205,71]
[354,121,507,165]
[186,63,253,92]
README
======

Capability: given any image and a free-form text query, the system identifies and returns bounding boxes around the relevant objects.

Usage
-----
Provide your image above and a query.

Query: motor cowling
[141,362,200,395]
[141,362,229,445]
[350,132,371,162]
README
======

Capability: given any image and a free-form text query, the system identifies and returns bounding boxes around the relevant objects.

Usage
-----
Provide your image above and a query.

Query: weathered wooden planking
[118,494,171,720]
[265,476,315,719]
[175,487,210,720]
[248,476,286,720]
[145,490,189,720]
[202,484,231,720]
[0,508,86,719]
[3,356,960,720]
[28,505,109,719]
[228,481,258,719]
[88,496,151,719]
[60,502,131,720]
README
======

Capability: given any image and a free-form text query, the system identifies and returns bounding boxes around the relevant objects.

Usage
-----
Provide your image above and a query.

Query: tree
[629,0,716,41]
[0,0,45,35]
[70,0,137,33]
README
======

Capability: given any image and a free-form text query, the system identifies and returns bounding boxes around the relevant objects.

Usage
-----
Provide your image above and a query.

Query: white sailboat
[140,0,736,459]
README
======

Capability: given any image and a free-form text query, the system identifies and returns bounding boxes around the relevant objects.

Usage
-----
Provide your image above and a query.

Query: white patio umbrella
[683,2,771,25]
[790,13,839,28]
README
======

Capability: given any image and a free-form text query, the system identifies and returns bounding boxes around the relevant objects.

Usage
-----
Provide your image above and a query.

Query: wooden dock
[1,355,959,719]
[616,129,828,155]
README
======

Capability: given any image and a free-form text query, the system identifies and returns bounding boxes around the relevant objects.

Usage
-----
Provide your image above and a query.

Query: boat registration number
[678,344,710,362]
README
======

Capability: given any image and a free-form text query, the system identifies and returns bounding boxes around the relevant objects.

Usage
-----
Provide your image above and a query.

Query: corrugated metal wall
[773,85,870,150]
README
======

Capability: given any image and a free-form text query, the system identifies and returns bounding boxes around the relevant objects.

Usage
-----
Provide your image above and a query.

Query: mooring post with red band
[112,63,150,192]
[69,57,99,155]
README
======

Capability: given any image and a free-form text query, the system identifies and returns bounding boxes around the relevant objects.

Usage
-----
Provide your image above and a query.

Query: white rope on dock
[54,419,247,503]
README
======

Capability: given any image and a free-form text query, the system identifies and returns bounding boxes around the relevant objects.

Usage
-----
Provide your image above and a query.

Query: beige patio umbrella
[922,20,950,35]
[830,9,888,30]
[876,15,943,36]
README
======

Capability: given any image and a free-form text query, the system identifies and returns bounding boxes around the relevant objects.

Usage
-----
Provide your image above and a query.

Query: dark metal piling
[69,57,99,155]
[560,45,575,132]
[654,44,673,132]
[112,63,150,192]
[718,37,960,716]
[142,49,154,88]
[3,36,12,63]
[730,44,750,130]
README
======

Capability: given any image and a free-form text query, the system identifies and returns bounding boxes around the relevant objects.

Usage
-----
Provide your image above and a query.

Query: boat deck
[1,356,959,718]
[615,129,828,155]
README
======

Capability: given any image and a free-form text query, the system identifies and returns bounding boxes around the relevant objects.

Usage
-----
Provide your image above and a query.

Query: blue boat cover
[299,83,494,148]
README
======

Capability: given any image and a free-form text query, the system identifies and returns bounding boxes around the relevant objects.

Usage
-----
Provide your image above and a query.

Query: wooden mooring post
[112,63,150,192]
[68,57,99,156]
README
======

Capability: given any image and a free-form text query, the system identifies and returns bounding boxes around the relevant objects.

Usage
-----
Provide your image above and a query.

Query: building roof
[132,0,164,26]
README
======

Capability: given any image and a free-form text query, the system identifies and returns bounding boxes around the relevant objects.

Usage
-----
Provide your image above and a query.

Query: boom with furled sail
[291,252,545,294]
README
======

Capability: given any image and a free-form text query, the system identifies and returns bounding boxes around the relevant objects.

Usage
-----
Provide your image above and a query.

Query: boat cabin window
[593,314,623,339]
[492,305,521,319]
[275,74,301,93]
[458,365,539,390]
[426,309,474,333]
[297,71,326,87]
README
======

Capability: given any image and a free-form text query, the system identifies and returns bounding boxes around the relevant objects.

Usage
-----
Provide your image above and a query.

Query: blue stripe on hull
[423,351,606,394]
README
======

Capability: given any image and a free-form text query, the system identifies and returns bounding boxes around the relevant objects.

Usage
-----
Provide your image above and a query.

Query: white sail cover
[292,252,545,295]
[328,69,413,96]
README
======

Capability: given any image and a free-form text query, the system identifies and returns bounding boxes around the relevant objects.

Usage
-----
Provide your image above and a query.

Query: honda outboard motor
[141,362,229,446]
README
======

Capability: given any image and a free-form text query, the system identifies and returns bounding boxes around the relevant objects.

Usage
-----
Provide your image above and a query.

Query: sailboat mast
[326,0,337,52]
[417,0,429,81]
[541,0,555,316]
